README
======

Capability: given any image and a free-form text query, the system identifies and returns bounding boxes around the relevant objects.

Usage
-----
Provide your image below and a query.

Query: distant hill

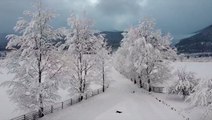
[101,31,123,50]
[0,33,8,51]
[0,31,123,51]
[176,25,212,53]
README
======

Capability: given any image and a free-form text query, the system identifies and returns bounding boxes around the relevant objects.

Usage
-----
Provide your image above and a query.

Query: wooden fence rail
[10,85,109,120]
[142,83,164,93]
[131,79,165,93]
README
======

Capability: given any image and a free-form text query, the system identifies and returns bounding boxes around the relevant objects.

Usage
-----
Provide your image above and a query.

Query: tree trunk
[38,94,44,117]
[83,61,87,93]
[38,5,44,117]
[79,53,83,93]
[148,78,151,92]
[38,53,44,117]
[102,60,105,92]
[182,89,186,100]
[139,79,142,88]
[146,65,151,92]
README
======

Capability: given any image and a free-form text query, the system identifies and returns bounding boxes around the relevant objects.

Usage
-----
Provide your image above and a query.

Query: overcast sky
[0,0,212,40]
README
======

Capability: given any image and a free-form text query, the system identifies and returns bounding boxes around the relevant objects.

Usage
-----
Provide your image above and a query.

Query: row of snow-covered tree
[0,1,111,117]
[113,18,212,113]
[114,18,177,92]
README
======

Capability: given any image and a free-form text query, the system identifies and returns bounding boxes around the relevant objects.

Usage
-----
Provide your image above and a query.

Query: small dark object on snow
[132,91,135,93]
[116,111,122,113]
[159,100,161,102]
[134,79,137,84]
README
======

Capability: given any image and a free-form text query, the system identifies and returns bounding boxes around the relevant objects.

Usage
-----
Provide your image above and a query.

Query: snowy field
[171,61,212,80]
[1,61,212,120]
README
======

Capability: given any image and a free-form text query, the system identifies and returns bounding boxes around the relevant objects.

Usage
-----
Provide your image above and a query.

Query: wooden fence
[151,86,164,93]
[142,83,164,93]
[10,86,108,120]
[131,79,165,93]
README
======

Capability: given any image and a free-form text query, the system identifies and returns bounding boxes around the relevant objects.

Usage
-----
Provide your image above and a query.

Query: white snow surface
[0,69,27,119]
[41,67,183,120]
[1,62,212,120]
[171,62,212,80]
[153,93,212,120]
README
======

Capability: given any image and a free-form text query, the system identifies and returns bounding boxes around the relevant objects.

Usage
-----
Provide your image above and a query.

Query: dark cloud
[96,0,141,16]
[143,0,212,37]
[0,0,33,32]
[0,0,212,41]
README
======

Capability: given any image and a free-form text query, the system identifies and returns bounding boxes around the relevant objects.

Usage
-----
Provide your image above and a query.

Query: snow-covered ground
[41,67,183,120]
[1,62,212,120]
[0,68,100,120]
[153,93,212,120]
[0,69,25,119]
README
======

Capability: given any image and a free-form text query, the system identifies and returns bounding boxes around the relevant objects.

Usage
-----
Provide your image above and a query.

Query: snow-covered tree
[169,69,199,99]
[187,78,212,107]
[0,1,63,117]
[61,14,105,99]
[186,79,212,119]
[95,35,112,92]
[114,18,176,92]
[114,44,134,78]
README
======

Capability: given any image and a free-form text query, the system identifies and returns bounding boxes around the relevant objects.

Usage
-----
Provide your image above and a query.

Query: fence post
[85,93,87,99]
[51,105,53,113]
[24,115,26,120]
[62,102,64,109]
[97,89,99,94]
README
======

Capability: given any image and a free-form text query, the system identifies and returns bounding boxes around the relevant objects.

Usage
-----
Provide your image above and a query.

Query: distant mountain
[0,33,8,51]
[101,31,123,50]
[176,25,212,53]
[0,31,123,51]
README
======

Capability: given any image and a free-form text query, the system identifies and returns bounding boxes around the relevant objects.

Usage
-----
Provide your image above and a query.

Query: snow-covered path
[41,68,183,120]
